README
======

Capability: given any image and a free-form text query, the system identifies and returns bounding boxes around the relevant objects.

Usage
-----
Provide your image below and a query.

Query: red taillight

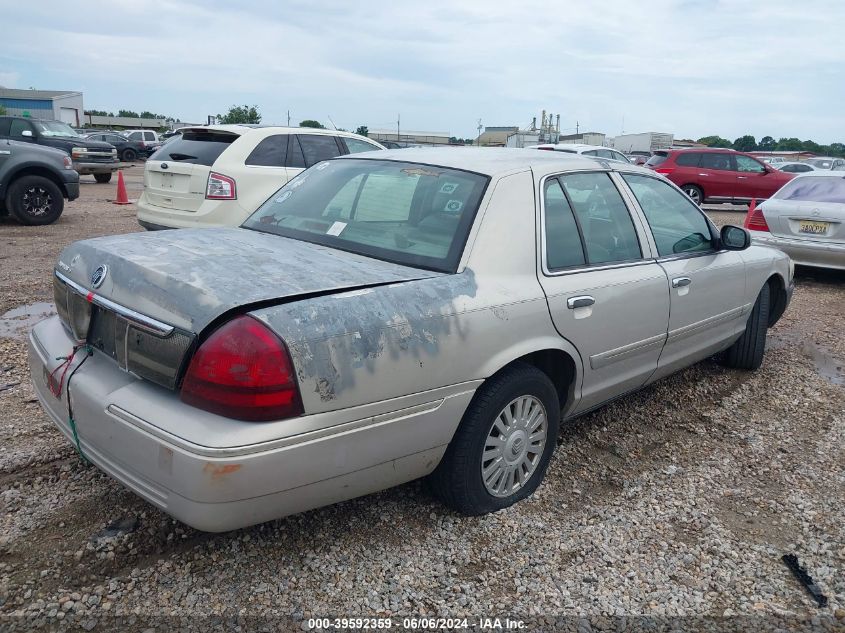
[180,315,303,421]
[206,172,237,199]
[744,206,770,232]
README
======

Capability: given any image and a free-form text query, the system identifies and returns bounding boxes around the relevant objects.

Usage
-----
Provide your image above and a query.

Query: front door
[618,173,748,381]
[537,171,670,414]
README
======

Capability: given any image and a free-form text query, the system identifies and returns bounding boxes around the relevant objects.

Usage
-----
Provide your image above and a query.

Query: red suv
[646,149,794,205]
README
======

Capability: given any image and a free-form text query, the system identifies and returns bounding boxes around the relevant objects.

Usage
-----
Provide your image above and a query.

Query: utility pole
[576,120,579,135]
[397,114,400,141]
[287,110,290,126]
[476,119,483,146]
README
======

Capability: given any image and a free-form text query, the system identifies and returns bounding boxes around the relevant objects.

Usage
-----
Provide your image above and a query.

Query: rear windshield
[243,159,489,272]
[149,130,238,166]
[773,176,845,203]
[646,152,668,167]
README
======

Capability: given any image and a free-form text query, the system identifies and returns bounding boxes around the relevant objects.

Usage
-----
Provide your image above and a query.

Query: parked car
[85,131,150,162]
[748,172,845,270]
[761,156,787,165]
[531,143,630,164]
[136,125,386,230]
[0,138,79,224]
[778,162,817,174]
[0,117,119,183]
[122,129,162,155]
[804,157,845,171]
[30,148,792,531]
[645,148,795,205]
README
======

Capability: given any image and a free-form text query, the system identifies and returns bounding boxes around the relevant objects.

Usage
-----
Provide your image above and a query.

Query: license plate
[159,172,174,190]
[799,220,828,235]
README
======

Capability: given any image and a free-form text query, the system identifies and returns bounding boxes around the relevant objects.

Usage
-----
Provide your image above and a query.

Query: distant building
[0,88,84,126]
[557,132,607,146]
[506,132,542,148]
[478,126,519,147]
[671,139,707,149]
[750,150,818,161]
[368,129,451,146]
[610,132,674,153]
[81,114,202,131]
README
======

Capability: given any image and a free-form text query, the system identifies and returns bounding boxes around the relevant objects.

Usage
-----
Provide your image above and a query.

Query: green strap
[67,414,89,465]
[65,345,93,466]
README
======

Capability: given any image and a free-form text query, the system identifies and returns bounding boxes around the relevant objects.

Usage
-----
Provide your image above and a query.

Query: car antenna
[327,116,338,130]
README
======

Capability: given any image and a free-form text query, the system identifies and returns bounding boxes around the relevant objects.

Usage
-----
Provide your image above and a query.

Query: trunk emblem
[161,163,169,170]
[91,265,109,289]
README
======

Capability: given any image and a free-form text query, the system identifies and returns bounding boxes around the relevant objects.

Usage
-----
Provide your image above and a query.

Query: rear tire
[94,173,112,184]
[5,175,64,225]
[429,363,560,515]
[121,148,137,162]
[720,283,770,370]
[681,184,704,206]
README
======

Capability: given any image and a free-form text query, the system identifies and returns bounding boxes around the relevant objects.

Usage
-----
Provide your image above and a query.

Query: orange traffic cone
[113,170,131,205]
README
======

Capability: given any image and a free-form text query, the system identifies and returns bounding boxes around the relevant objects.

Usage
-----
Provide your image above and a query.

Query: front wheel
[429,363,560,515]
[720,283,770,370]
[5,175,64,225]
[94,173,112,184]
[682,184,704,206]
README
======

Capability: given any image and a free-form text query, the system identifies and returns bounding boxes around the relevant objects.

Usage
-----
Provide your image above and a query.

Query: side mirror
[21,130,33,137]
[721,225,751,251]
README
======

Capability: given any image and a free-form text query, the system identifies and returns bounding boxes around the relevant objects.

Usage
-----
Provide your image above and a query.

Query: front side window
[244,159,488,272]
[558,172,641,265]
[699,153,732,171]
[543,179,586,270]
[127,131,141,141]
[297,134,342,167]
[735,155,766,173]
[344,137,382,154]
[773,176,845,203]
[623,174,714,257]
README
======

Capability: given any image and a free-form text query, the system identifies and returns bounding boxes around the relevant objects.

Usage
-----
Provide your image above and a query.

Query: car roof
[532,143,616,152]
[180,124,371,138]
[665,147,736,153]
[336,146,651,177]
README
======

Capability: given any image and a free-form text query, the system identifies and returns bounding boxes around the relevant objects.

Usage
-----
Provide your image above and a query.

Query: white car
[530,143,630,164]
[804,157,845,171]
[778,162,817,174]
[137,125,385,229]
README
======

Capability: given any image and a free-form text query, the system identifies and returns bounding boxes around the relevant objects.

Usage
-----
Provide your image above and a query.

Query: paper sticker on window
[439,182,459,194]
[275,191,292,203]
[316,162,331,171]
[326,221,347,236]
[444,200,463,213]
[290,176,308,188]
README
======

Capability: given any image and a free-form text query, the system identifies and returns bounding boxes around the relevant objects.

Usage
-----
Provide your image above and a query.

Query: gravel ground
[0,172,843,631]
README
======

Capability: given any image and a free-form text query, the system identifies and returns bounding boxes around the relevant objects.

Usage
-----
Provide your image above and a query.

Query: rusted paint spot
[203,463,242,478]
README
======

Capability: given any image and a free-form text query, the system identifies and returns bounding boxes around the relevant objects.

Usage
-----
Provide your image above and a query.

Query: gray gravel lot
[0,168,843,631]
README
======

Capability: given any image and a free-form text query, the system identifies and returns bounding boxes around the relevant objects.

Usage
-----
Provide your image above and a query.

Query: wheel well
[766,273,788,327]
[5,166,67,198]
[511,349,577,409]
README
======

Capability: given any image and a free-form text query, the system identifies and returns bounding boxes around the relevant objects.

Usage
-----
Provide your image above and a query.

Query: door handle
[697,173,709,176]
[672,277,692,288]
[567,295,595,309]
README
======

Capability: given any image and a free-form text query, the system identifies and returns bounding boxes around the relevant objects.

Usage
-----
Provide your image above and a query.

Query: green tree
[118,109,139,118]
[299,119,325,129]
[697,135,732,148]
[758,135,776,151]
[85,109,109,116]
[355,125,369,137]
[829,142,845,157]
[775,137,803,151]
[732,135,757,152]
[0,104,6,115]
[217,105,262,124]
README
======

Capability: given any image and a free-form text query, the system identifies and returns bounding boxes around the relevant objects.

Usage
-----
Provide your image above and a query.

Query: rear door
[537,171,670,414]
[698,152,736,201]
[239,133,291,212]
[619,173,747,380]
[144,129,239,212]
[762,176,845,243]
[284,134,344,181]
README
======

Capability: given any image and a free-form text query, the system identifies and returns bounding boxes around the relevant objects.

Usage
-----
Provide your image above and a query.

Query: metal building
[0,88,84,126]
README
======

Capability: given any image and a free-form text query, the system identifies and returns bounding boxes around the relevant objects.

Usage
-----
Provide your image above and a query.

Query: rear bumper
[752,233,845,270]
[29,316,467,532]
[73,161,120,175]
[136,192,255,229]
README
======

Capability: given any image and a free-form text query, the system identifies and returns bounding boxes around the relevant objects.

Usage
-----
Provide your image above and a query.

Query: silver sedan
[29,148,793,531]
[750,172,845,270]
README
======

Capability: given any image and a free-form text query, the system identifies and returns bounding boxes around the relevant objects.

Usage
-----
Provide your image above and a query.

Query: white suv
[530,143,630,164]
[137,125,385,229]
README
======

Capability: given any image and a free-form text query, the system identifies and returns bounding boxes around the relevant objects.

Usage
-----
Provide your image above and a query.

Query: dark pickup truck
[0,116,120,183]
[0,138,80,225]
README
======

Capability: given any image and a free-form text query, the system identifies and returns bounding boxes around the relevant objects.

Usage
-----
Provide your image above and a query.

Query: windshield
[33,121,81,138]
[773,176,845,203]
[243,158,489,272]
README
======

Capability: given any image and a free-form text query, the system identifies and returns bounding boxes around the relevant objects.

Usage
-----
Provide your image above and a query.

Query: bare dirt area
[0,180,843,631]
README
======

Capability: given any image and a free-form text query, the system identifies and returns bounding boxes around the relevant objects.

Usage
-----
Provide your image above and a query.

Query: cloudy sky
[2,0,843,142]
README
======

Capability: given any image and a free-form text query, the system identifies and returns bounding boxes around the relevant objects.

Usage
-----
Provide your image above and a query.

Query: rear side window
[623,174,714,257]
[773,176,845,203]
[150,130,238,166]
[245,134,288,167]
[699,153,732,170]
[10,119,32,137]
[675,153,701,167]
[645,153,668,167]
[543,179,586,270]
[297,134,342,167]
[144,132,155,141]
[558,172,642,265]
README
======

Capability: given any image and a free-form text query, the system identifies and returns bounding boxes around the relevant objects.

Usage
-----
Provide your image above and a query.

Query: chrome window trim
[537,171,655,278]
[54,270,175,336]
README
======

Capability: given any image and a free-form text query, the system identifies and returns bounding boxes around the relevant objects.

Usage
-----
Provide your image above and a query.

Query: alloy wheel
[22,186,53,217]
